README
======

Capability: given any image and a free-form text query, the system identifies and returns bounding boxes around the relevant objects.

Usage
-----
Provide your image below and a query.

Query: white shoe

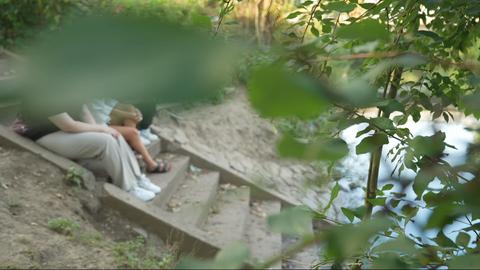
[141,128,159,141]
[129,186,155,201]
[138,174,161,194]
[140,136,151,146]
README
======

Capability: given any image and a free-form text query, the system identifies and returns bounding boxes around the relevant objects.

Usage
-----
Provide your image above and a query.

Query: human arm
[48,112,120,137]
[82,104,97,125]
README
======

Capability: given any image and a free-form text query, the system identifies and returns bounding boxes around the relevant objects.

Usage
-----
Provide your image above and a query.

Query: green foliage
[113,236,175,269]
[75,232,105,247]
[64,167,83,187]
[47,217,80,236]
[0,0,101,48]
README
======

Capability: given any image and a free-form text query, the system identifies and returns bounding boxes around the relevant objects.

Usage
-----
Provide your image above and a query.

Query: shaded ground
[0,144,175,269]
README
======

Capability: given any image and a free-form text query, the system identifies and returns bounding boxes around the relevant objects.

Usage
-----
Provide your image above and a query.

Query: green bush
[0,0,81,47]
[47,217,80,236]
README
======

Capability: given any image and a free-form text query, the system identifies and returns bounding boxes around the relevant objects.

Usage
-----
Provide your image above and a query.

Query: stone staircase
[0,117,319,268]
[102,135,319,268]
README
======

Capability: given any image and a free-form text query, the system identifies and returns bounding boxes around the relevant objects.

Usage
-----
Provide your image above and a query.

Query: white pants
[37,131,141,191]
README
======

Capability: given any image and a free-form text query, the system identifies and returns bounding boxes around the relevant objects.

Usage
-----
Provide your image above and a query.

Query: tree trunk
[364,67,403,219]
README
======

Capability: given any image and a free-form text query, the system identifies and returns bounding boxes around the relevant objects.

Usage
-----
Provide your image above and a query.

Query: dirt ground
[153,88,333,209]
[0,144,174,269]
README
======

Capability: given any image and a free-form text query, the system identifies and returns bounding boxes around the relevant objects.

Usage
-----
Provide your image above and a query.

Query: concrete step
[282,235,318,269]
[202,185,250,247]
[145,138,161,158]
[246,200,282,268]
[102,182,221,257]
[149,154,189,208]
[164,171,219,226]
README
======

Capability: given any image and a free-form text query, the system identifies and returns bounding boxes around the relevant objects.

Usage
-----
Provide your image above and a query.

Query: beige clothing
[37,131,141,191]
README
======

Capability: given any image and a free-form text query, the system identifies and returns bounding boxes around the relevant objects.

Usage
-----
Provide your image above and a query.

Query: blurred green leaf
[323,218,393,262]
[448,254,480,269]
[426,203,466,229]
[324,1,357,12]
[248,65,330,119]
[367,197,386,206]
[190,14,212,29]
[371,235,418,256]
[176,241,249,269]
[310,25,319,37]
[381,184,394,191]
[341,207,356,222]
[379,100,405,115]
[370,253,410,269]
[455,232,471,247]
[287,11,302,19]
[267,207,312,236]
[337,19,390,42]
[413,169,435,198]
[371,117,395,131]
[277,134,348,161]
[323,182,340,213]
[433,230,457,248]
[336,78,379,108]
[410,131,446,157]
[356,133,389,154]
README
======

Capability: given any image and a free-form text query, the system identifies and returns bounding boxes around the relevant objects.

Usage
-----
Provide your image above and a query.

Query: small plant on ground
[113,236,176,269]
[47,217,80,236]
[64,167,83,187]
[75,232,105,248]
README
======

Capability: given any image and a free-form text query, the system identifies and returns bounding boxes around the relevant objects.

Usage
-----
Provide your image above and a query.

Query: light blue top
[88,98,118,126]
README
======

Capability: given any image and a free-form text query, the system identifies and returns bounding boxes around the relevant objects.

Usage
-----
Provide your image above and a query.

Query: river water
[307,114,479,245]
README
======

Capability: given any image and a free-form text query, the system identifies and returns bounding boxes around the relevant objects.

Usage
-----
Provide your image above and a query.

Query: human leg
[110,125,158,171]
[37,131,139,191]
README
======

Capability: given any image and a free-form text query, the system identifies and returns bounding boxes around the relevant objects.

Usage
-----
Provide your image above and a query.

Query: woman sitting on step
[22,104,162,202]
[88,98,170,174]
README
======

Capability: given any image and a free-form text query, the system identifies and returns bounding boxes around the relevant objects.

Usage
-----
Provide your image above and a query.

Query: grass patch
[47,217,80,236]
[75,232,105,247]
[113,236,175,269]
[64,167,83,187]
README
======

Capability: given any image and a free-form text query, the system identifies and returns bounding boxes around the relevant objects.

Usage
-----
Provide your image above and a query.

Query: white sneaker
[129,186,155,202]
[138,174,161,194]
[141,128,159,141]
[140,136,151,146]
